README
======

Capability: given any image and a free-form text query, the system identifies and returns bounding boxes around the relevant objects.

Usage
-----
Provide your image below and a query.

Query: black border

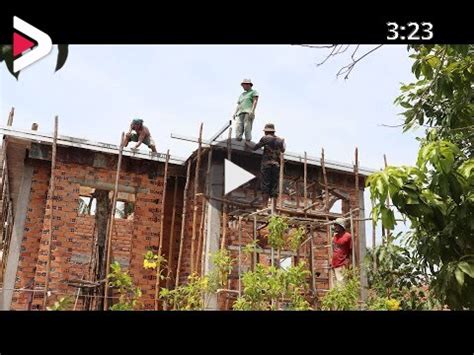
[0,311,472,354]
[1,10,472,44]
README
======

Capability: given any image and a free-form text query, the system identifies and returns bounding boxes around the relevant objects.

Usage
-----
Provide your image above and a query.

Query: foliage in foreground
[107,261,142,310]
[233,262,311,310]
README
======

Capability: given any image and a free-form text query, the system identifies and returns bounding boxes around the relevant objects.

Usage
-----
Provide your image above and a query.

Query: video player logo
[13,16,52,73]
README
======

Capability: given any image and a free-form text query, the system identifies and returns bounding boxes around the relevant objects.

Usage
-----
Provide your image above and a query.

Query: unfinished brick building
[0,120,372,310]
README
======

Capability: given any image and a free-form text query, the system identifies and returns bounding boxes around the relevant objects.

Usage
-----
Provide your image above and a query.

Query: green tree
[367,45,474,309]
[365,233,440,310]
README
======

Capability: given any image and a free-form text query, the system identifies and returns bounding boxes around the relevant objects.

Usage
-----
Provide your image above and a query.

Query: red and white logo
[13,16,52,73]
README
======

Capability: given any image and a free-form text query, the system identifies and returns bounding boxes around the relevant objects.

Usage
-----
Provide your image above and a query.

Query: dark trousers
[261,164,279,198]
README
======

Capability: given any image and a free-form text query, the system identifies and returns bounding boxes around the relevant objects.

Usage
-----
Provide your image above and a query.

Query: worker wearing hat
[331,217,352,286]
[233,79,259,141]
[246,123,286,209]
[124,118,157,153]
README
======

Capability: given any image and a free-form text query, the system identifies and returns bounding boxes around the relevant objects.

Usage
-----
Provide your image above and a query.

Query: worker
[233,79,259,141]
[331,218,352,286]
[123,118,157,153]
[245,123,285,209]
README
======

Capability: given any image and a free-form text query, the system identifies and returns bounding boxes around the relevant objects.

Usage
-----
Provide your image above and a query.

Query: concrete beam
[69,178,149,194]
[0,162,34,310]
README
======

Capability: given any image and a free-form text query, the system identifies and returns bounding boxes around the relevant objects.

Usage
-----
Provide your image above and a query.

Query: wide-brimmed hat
[263,123,275,132]
[241,79,253,86]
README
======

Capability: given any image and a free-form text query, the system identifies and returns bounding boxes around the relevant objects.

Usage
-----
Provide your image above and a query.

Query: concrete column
[203,159,223,310]
[0,162,34,310]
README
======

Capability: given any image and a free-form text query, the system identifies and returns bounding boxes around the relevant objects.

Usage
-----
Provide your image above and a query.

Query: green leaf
[455,268,464,286]
[55,45,69,72]
[427,56,441,68]
[380,207,396,230]
[458,262,474,278]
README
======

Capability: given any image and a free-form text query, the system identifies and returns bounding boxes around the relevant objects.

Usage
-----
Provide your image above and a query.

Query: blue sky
[0,45,421,246]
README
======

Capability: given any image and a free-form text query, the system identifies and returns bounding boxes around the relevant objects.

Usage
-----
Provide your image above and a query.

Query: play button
[224,159,255,195]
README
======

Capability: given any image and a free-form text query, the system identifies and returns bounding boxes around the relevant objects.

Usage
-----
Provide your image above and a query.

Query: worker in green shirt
[233,79,259,141]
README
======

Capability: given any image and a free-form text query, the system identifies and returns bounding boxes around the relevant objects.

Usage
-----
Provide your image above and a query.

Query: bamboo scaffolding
[166,177,179,289]
[103,132,125,311]
[190,124,203,273]
[175,160,191,288]
[154,150,170,310]
[43,115,58,309]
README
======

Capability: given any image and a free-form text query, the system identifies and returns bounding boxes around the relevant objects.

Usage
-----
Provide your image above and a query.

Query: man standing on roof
[233,79,259,142]
[123,118,157,153]
[331,218,352,286]
[245,123,285,209]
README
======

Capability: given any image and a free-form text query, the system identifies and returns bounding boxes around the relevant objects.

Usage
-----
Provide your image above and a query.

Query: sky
[0,45,422,247]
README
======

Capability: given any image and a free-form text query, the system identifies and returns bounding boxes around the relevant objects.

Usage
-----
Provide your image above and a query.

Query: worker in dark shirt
[245,123,286,209]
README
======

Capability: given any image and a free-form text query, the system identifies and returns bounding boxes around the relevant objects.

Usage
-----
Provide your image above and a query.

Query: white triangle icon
[224,159,255,195]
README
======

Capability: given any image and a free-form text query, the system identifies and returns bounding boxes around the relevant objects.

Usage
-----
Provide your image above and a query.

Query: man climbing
[233,79,259,141]
[245,123,285,209]
[331,218,352,286]
[123,118,157,153]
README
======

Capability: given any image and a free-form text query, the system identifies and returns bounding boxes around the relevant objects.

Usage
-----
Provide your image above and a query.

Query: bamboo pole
[43,115,58,309]
[166,177,179,289]
[350,209,356,269]
[354,147,360,265]
[103,132,125,311]
[238,217,242,296]
[7,107,14,126]
[309,227,316,298]
[304,151,308,217]
[220,128,232,251]
[154,150,170,310]
[383,154,391,245]
[190,123,203,274]
[175,160,192,288]
[253,215,257,271]
[321,148,332,289]
[199,148,213,276]
[295,181,300,209]
[278,152,284,209]
[0,109,13,204]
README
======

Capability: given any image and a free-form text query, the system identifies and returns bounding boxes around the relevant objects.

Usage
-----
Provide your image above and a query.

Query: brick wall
[9,146,184,310]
